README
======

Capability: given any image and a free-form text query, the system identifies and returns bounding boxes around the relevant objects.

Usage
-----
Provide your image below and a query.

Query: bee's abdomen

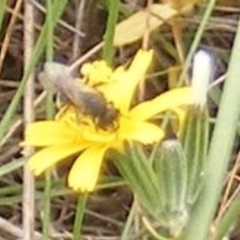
[78,90,107,118]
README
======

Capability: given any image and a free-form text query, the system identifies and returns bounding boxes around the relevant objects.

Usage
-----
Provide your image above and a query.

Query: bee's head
[97,105,120,131]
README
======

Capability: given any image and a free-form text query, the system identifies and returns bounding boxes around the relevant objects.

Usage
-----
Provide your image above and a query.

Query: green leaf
[114,4,176,47]
[113,142,162,220]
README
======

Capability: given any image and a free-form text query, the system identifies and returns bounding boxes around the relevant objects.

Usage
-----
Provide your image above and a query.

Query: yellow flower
[22,50,194,192]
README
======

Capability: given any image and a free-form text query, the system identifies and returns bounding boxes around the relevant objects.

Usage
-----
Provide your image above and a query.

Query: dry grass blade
[22,0,35,239]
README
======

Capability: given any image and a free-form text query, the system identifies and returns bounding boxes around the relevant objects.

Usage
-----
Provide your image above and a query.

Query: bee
[38,62,119,130]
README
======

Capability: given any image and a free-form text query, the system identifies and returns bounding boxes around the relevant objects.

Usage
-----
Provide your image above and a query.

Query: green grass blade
[0,0,7,30]
[184,12,240,240]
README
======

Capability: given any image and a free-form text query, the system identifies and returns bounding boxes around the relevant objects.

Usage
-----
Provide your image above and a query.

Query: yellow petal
[127,49,153,75]
[96,50,154,114]
[28,143,89,175]
[118,50,154,113]
[119,117,164,144]
[96,71,128,110]
[81,126,117,143]
[72,50,153,118]
[80,61,113,86]
[68,145,108,192]
[22,121,82,147]
[130,87,194,120]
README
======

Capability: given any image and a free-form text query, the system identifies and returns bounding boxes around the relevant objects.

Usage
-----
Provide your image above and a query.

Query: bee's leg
[75,112,95,128]
[55,104,70,120]
[112,120,119,131]
[93,118,101,131]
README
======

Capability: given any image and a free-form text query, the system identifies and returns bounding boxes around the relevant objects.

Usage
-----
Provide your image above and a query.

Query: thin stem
[102,0,120,64]
[214,190,240,240]
[0,0,23,72]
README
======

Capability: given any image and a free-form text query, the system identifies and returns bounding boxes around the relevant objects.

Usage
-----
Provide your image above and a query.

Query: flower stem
[73,194,88,240]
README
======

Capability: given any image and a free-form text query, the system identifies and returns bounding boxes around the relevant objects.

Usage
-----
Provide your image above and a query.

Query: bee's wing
[39,62,88,109]
[38,62,72,93]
